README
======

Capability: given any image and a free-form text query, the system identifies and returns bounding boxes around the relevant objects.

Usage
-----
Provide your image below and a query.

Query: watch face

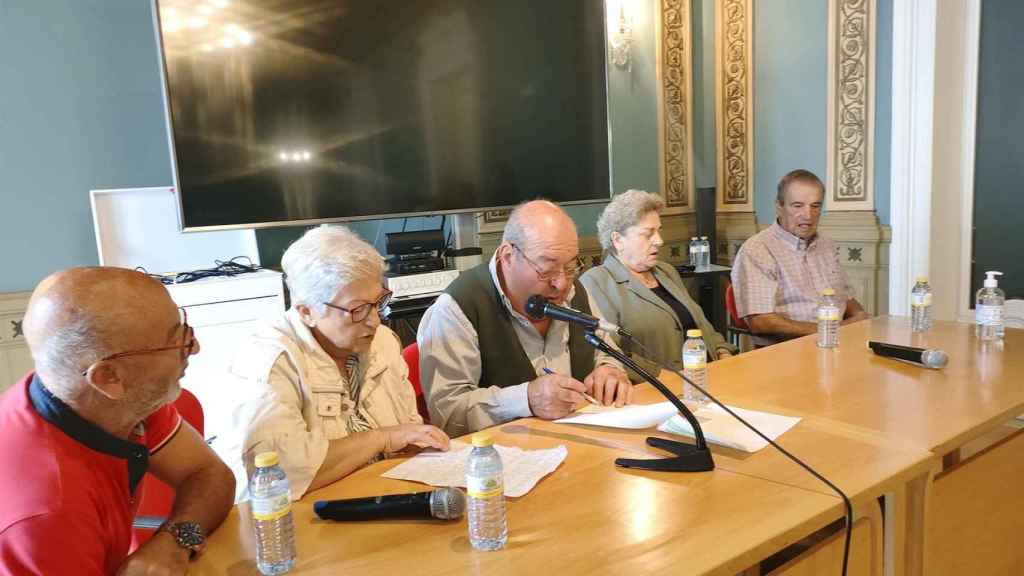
[173,522,205,548]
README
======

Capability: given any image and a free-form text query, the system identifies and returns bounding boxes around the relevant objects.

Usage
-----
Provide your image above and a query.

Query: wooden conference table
[692,317,1024,575]
[193,317,1018,575]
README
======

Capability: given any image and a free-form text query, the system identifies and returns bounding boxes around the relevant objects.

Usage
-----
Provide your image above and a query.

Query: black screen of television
[157,0,611,230]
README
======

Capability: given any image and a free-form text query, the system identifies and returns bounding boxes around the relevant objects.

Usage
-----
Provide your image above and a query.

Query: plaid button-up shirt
[731,222,853,324]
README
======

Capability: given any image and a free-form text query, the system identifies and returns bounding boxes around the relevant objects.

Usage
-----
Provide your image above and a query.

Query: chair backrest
[401,342,431,424]
[130,388,205,550]
[725,283,750,331]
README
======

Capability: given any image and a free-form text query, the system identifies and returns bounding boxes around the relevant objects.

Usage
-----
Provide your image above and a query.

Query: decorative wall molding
[715,0,754,213]
[715,211,758,265]
[0,292,33,391]
[657,0,695,213]
[827,0,876,211]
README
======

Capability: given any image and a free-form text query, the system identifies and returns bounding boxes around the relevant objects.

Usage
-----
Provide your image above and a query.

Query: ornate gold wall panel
[715,0,754,212]
[657,0,695,213]
[827,0,876,211]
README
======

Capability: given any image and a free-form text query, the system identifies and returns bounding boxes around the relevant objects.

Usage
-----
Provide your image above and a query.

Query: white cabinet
[167,270,285,442]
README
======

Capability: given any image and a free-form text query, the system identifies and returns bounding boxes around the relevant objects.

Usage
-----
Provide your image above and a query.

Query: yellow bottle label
[252,493,292,521]
[467,475,503,499]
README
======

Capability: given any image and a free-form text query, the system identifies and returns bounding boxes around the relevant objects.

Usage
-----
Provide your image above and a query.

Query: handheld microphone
[867,341,948,369]
[313,487,465,521]
[525,294,626,335]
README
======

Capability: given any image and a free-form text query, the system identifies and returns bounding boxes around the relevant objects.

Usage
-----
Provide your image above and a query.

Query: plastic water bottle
[699,236,711,269]
[682,329,709,406]
[250,452,296,575]
[911,277,933,332]
[976,271,1005,341]
[689,237,699,267]
[466,434,507,551]
[817,289,841,349]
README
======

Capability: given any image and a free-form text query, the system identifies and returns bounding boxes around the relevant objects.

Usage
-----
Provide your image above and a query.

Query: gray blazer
[580,253,736,381]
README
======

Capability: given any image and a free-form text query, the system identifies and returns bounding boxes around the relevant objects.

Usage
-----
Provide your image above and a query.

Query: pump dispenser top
[983,271,1003,288]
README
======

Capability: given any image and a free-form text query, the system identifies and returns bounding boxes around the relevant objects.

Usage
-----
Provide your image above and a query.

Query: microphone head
[429,487,466,520]
[525,295,547,320]
[921,349,949,369]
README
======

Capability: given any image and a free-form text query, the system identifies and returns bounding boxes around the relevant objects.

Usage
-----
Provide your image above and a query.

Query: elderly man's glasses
[80,307,196,377]
[511,243,584,282]
[323,289,393,323]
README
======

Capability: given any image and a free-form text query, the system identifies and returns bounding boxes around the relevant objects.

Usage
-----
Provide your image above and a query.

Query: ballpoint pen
[541,367,601,405]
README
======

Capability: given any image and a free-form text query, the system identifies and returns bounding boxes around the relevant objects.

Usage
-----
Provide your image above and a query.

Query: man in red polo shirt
[0,268,235,575]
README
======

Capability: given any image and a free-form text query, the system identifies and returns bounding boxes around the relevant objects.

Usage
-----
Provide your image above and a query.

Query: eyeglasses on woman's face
[323,288,394,323]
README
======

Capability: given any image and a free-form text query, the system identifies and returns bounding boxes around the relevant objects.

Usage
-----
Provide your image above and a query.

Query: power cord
[623,335,853,576]
[135,256,263,286]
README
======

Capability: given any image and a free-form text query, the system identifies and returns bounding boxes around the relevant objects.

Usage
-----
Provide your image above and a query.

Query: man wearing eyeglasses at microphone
[417,200,632,437]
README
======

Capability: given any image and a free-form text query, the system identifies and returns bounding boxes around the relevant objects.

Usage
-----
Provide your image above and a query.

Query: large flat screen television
[154,0,612,231]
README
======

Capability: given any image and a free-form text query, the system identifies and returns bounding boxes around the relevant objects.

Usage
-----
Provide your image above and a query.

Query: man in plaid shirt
[731,169,869,345]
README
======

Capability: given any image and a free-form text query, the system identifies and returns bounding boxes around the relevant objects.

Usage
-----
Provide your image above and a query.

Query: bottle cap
[916,276,928,283]
[254,451,279,468]
[700,236,708,240]
[471,434,494,448]
[822,288,835,296]
[983,271,1003,288]
[686,329,702,338]
[691,236,698,240]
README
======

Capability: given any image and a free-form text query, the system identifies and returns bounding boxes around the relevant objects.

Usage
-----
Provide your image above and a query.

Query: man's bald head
[501,200,578,251]
[25,267,177,389]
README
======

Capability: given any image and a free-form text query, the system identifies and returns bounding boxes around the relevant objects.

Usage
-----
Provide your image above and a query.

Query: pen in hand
[541,367,600,405]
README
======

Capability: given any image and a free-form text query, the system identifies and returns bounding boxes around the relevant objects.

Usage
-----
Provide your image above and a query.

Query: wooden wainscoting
[0,292,32,391]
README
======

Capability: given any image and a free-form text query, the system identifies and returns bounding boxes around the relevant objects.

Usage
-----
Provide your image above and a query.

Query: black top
[651,283,698,334]
[444,262,595,388]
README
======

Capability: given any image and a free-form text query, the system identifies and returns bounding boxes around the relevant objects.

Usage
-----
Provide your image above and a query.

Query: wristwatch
[159,521,206,558]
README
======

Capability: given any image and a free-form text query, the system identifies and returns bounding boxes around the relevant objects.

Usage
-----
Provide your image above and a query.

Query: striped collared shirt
[731,221,853,324]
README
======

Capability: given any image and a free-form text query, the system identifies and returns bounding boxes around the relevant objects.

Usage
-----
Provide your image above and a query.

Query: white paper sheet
[553,401,680,429]
[381,441,567,497]
[657,404,801,453]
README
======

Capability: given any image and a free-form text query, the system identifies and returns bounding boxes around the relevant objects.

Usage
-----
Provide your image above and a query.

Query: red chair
[401,343,431,424]
[725,282,752,347]
[130,388,204,550]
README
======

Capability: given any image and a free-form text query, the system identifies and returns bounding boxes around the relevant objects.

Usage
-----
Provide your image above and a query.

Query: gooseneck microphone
[867,341,948,369]
[525,295,629,336]
[313,487,465,521]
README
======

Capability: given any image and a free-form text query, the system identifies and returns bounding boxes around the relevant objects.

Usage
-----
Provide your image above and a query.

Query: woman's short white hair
[597,189,665,252]
[281,225,384,315]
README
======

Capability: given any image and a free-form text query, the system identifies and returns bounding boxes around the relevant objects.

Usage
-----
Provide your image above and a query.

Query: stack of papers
[658,404,801,453]
[554,401,679,429]
[382,441,567,497]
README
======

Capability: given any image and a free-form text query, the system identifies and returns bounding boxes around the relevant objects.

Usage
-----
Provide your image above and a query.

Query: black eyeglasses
[511,243,584,282]
[323,289,393,323]
[81,307,196,377]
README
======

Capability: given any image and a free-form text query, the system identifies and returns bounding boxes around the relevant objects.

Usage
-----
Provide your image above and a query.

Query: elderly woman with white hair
[216,225,449,502]
[580,190,736,381]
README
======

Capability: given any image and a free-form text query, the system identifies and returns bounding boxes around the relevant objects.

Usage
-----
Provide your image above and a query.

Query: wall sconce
[608,2,633,70]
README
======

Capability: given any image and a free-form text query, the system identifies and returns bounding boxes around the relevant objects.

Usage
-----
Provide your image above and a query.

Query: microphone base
[614,437,715,472]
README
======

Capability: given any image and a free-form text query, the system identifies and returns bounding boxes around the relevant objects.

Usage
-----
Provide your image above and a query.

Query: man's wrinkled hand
[584,365,632,407]
[528,373,586,419]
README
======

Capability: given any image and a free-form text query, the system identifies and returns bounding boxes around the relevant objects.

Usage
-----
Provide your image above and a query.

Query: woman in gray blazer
[580,190,736,381]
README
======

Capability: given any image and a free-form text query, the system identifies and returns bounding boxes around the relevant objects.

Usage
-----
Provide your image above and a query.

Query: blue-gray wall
[0,1,173,293]
[754,0,829,223]
[752,0,892,226]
